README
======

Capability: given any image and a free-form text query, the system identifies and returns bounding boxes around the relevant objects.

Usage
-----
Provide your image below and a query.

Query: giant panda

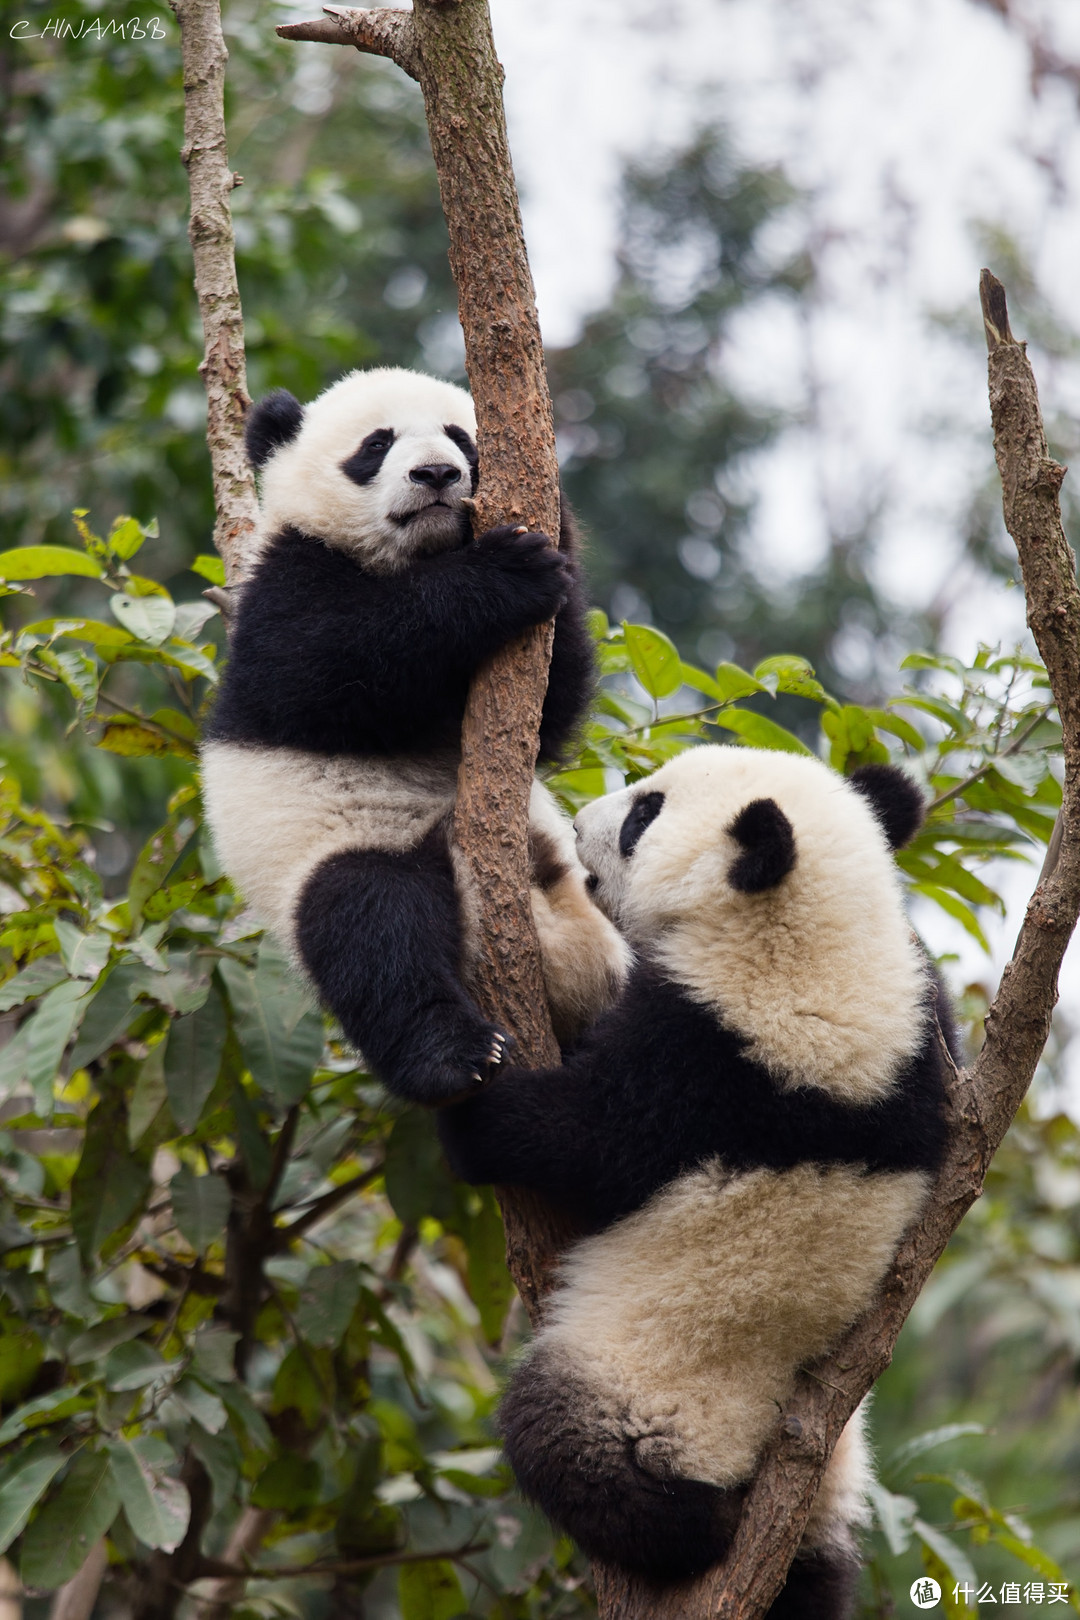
[438,745,955,1610]
[201,367,629,1102]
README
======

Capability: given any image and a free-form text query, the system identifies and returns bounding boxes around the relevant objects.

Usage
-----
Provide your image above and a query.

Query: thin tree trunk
[168,0,259,583]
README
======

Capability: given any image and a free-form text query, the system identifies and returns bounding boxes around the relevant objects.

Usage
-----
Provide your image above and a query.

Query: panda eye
[619,791,664,858]
[341,428,396,486]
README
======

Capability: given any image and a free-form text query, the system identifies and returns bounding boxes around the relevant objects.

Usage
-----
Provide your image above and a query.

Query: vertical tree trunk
[169,0,259,583]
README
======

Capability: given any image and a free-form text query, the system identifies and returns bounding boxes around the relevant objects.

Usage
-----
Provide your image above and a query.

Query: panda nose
[410,463,461,491]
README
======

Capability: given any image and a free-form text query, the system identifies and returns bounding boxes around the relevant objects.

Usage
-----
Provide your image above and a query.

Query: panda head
[245,367,479,572]
[576,746,929,1101]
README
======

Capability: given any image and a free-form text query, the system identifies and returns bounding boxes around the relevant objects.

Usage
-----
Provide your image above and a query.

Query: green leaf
[53,920,111,983]
[913,1518,977,1589]
[218,942,322,1106]
[20,1448,121,1590]
[911,885,991,952]
[68,1315,153,1364]
[713,661,765,703]
[0,958,67,1013]
[459,1186,514,1345]
[105,1438,189,1551]
[889,1422,987,1473]
[383,1109,456,1225]
[68,964,145,1068]
[37,647,98,708]
[191,1327,239,1384]
[25,980,89,1112]
[398,1559,468,1620]
[166,1377,227,1435]
[753,654,828,702]
[0,1387,91,1447]
[295,1261,361,1349]
[250,1453,321,1512]
[128,816,196,923]
[271,1348,328,1430]
[623,622,683,699]
[70,1092,151,1261]
[170,1165,230,1253]
[867,1481,917,1557]
[107,517,147,562]
[110,592,176,646]
[191,553,226,586]
[163,988,228,1134]
[713,708,813,754]
[0,1440,69,1556]
[98,720,177,759]
[0,546,104,582]
[103,1339,169,1392]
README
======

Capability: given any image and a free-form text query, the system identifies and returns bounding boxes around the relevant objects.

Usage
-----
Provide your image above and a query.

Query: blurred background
[2,0,1080,1611]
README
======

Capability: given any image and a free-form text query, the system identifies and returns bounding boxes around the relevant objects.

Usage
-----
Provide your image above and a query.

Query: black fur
[850,764,925,850]
[727,797,797,893]
[208,521,584,762]
[341,427,395,486]
[500,1349,744,1583]
[244,389,304,470]
[619,792,665,858]
[766,1551,860,1620]
[443,424,479,493]
[438,962,949,1232]
[294,824,504,1105]
[499,1348,859,1610]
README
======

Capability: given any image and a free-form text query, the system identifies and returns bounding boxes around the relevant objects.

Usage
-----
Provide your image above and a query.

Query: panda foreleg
[764,1551,860,1620]
[294,829,506,1105]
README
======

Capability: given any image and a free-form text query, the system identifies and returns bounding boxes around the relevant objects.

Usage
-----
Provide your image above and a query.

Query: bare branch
[276,6,420,80]
[168,0,259,582]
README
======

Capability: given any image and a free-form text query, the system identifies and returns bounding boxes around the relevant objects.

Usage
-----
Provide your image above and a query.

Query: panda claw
[488,1031,508,1066]
[470,1070,484,1085]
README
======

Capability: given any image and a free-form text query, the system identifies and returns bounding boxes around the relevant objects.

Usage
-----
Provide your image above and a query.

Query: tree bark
[169,0,259,584]
[279,1,574,1316]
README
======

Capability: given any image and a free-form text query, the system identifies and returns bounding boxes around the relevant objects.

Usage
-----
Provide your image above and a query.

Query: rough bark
[279,1,572,1315]
[169,0,259,584]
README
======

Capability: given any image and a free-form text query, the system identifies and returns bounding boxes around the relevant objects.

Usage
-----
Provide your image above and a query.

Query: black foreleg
[765,1549,860,1620]
[294,829,505,1105]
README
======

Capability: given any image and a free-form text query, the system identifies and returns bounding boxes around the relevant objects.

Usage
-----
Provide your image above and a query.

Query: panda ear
[245,390,304,470]
[849,764,925,850]
[727,798,796,893]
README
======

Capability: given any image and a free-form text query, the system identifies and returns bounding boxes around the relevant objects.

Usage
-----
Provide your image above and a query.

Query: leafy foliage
[0,526,1073,1612]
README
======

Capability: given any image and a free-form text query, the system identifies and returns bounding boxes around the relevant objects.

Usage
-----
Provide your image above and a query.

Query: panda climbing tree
[168,0,1080,1615]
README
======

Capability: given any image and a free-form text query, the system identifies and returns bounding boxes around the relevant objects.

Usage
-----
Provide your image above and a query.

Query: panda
[438,744,955,1610]
[201,367,629,1102]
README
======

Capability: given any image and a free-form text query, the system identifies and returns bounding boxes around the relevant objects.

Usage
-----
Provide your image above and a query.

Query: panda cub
[439,745,954,1610]
[201,367,629,1101]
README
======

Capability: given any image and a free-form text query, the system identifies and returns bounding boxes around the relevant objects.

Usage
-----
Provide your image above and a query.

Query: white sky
[490,0,1080,1108]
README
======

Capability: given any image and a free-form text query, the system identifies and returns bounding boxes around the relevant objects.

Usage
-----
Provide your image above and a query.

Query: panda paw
[473,524,571,620]
[391,1007,512,1105]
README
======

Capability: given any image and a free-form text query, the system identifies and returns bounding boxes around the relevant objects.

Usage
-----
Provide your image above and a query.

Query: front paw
[474,525,571,620]
[384,1005,512,1106]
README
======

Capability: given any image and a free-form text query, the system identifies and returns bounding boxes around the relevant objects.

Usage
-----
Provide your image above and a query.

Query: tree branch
[276,6,420,81]
[169,0,259,582]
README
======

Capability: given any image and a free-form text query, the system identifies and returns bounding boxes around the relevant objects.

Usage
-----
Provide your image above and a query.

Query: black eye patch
[619,791,665,858]
[341,427,396,486]
[444,424,479,494]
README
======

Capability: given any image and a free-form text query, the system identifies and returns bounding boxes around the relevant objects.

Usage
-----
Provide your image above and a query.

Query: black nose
[409,463,461,492]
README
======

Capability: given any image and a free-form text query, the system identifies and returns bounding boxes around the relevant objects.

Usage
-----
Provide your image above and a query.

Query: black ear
[245,389,304,470]
[849,764,925,850]
[727,798,796,893]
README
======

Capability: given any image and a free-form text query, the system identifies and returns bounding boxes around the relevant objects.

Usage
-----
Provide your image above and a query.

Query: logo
[910,1578,941,1609]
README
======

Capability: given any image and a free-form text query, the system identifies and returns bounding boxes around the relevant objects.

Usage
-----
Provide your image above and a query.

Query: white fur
[543,1160,927,1512]
[201,742,627,1039]
[254,367,477,571]
[576,745,928,1104]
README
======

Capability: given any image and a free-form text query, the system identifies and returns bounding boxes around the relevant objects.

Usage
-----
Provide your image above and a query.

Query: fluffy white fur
[576,745,929,1104]
[253,367,477,571]
[202,742,628,1042]
[542,1161,926,1502]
